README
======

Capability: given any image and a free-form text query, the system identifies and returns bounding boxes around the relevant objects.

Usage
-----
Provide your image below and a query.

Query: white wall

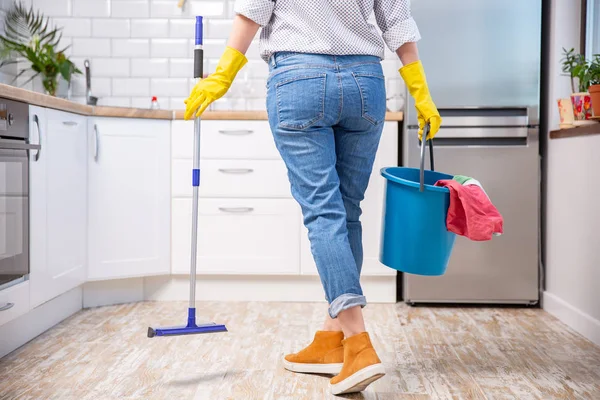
[543,0,600,346]
[1,0,405,111]
[0,0,16,83]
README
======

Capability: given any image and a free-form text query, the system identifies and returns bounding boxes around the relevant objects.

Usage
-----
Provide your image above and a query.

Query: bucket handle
[419,123,435,192]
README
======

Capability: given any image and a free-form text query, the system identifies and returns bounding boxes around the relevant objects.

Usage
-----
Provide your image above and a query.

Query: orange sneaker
[283,331,344,374]
[329,332,385,395]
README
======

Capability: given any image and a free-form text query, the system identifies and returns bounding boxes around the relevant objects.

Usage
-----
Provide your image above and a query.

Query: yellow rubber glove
[399,60,442,140]
[183,46,248,120]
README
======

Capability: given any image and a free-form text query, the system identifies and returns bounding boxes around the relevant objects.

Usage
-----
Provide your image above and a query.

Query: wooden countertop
[549,121,600,139]
[0,83,404,121]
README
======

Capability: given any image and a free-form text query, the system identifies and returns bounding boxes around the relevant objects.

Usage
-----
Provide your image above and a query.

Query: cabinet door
[29,108,88,308]
[300,122,398,276]
[172,198,300,275]
[28,106,47,305]
[88,118,170,280]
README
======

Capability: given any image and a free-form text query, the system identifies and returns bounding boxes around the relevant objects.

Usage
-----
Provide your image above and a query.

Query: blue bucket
[379,137,456,276]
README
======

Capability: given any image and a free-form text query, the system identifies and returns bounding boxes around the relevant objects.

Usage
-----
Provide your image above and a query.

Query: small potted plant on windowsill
[588,54,600,118]
[561,48,594,125]
[0,2,80,97]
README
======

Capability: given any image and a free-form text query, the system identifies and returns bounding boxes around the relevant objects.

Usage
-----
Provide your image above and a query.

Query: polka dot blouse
[234,0,421,62]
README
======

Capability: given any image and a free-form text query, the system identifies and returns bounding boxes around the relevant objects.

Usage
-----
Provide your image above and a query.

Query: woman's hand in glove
[183,46,248,120]
[399,60,442,140]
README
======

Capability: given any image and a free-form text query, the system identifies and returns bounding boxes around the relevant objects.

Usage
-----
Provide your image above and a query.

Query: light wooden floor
[1,301,599,400]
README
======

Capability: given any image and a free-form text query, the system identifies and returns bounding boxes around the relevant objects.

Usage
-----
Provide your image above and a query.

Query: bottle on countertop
[150,96,160,110]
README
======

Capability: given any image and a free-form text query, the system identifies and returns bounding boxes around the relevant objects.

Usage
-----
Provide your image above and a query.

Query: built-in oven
[0,98,38,290]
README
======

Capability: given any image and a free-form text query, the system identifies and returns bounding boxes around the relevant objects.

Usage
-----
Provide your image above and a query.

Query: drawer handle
[62,121,78,126]
[218,207,254,213]
[218,129,254,136]
[0,303,14,312]
[218,168,254,174]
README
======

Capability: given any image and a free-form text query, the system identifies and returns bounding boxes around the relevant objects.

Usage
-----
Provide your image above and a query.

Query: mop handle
[419,123,434,192]
[189,16,204,308]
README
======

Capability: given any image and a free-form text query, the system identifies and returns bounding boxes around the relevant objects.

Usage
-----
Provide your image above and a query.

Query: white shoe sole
[282,358,343,375]
[329,363,386,395]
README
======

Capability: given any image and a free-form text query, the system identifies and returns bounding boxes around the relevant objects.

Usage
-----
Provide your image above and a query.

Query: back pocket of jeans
[276,73,326,131]
[352,72,386,126]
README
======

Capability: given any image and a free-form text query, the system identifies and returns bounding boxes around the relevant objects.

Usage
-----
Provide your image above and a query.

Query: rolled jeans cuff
[329,293,367,319]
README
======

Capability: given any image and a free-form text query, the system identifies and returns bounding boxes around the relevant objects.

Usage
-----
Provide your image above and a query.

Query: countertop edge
[1,83,404,121]
[1,83,93,115]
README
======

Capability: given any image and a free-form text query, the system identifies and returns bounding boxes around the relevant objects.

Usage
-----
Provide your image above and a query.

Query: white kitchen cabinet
[87,117,170,280]
[300,122,398,276]
[29,107,88,308]
[171,198,300,275]
[171,120,279,160]
[0,281,29,327]
[171,119,300,276]
[172,158,291,198]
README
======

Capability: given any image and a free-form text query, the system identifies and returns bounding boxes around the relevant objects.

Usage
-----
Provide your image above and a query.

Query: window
[584,0,600,57]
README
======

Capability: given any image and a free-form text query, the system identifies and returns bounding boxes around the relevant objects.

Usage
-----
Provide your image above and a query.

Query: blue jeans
[266,53,386,318]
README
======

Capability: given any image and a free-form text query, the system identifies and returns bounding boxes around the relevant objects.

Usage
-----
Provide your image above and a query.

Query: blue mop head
[147,308,227,338]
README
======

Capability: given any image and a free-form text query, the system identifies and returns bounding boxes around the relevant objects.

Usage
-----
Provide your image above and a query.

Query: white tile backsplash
[54,18,92,37]
[247,60,269,79]
[131,96,153,108]
[168,97,186,110]
[91,78,112,96]
[151,78,188,96]
[111,1,150,18]
[91,58,130,77]
[72,38,111,57]
[19,0,402,110]
[169,59,193,78]
[33,0,71,17]
[73,0,111,17]
[207,19,232,39]
[132,19,169,38]
[247,98,266,111]
[92,19,130,37]
[212,97,246,111]
[169,19,195,38]
[112,78,150,96]
[112,39,150,57]
[188,1,225,18]
[151,39,188,58]
[131,58,169,77]
[98,96,131,107]
[150,1,185,18]
[202,39,226,59]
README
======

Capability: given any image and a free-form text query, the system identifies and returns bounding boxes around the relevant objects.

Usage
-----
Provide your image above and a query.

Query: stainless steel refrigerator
[402,0,542,304]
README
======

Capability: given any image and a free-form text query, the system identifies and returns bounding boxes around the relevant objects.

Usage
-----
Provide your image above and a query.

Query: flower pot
[56,76,72,100]
[557,98,575,128]
[589,84,600,117]
[570,92,594,125]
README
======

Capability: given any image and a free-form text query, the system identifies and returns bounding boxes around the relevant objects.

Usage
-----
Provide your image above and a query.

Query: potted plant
[0,2,80,97]
[561,48,593,124]
[588,54,600,117]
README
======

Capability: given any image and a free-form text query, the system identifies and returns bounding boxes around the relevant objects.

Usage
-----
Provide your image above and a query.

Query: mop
[148,16,227,338]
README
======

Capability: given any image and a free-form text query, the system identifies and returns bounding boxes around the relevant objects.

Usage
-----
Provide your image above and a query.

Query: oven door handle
[33,114,42,161]
[0,140,41,151]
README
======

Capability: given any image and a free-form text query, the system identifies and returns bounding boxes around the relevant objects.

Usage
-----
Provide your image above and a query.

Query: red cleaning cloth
[434,179,503,241]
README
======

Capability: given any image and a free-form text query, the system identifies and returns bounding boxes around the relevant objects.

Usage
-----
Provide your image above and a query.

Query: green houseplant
[561,48,593,123]
[588,54,600,117]
[561,48,592,93]
[0,2,80,96]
